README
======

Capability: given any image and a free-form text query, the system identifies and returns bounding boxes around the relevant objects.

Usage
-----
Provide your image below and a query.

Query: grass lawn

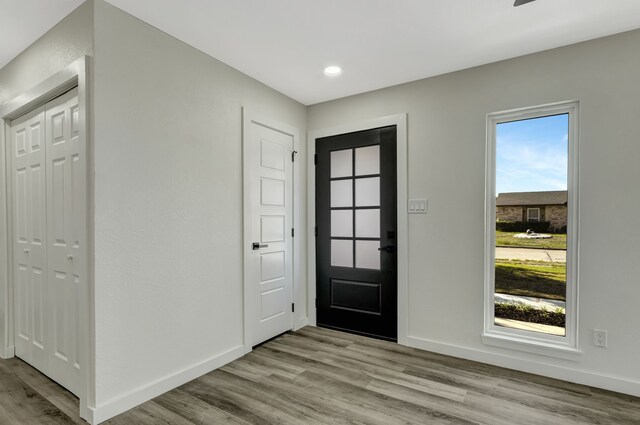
[495,259,566,301]
[496,231,567,250]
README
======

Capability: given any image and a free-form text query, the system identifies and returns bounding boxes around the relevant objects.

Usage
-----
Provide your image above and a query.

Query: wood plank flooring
[1,326,639,424]
[0,354,84,424]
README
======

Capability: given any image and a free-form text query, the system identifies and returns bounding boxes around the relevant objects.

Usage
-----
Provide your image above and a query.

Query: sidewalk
[495,318,565,336]
[495,247,566,262]
[495,293,565,311]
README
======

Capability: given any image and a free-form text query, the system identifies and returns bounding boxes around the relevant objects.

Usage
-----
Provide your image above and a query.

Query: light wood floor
[1,326,639,424]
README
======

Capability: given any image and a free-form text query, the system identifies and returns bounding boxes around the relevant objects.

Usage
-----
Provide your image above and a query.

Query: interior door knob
[24,248,29,254]
[67,254,73,260]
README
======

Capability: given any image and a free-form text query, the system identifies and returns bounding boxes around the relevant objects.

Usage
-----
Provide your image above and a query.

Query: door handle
[378,245,395,253]
[24,248,30,254]
[252,242,268,250]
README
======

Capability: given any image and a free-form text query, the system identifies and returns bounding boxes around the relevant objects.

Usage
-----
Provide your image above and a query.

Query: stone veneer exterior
[496,206,523,222]
[496,205,567,232]
[545,205,568,231]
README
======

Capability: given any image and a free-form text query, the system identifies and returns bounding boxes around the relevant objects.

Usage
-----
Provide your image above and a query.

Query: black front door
[315,126,397,341]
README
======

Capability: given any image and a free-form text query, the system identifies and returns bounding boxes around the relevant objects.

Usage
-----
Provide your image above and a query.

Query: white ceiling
[3,1,640,105]
[0,0,84,70]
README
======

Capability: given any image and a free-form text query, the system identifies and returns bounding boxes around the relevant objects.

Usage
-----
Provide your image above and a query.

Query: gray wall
[0,1,93,104]
[92,0,307,408]
[308,29,640,391]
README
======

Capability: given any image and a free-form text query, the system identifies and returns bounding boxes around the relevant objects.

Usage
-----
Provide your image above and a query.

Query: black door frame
[307,114,408,345]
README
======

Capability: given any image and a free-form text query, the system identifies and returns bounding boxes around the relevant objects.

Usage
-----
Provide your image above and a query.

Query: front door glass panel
[329,148,381,270]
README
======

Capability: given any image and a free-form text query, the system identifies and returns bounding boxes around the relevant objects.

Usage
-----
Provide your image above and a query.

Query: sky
[496,114,568,195]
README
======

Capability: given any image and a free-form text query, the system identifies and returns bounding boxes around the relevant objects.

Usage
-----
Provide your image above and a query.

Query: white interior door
[11,106,48,373]
[44,88,81,396]
[246,118,294,347]
[10,88,81,396]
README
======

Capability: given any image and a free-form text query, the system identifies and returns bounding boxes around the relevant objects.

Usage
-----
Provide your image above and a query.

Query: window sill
[482,331,582,362]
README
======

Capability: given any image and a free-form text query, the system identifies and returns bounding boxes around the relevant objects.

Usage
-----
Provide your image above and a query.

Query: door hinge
[292,303,295,313]
[314,154,318,165]
[314,226,318,237]
[291,150,298,162]
[291,228,294,238]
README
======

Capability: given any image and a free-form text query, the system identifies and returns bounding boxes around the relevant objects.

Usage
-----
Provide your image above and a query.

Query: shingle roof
[496,190,568,206]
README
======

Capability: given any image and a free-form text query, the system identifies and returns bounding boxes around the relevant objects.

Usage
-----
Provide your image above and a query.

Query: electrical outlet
[594,329,608,348]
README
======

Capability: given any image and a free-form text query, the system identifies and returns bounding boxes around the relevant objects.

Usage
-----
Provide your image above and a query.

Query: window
[484,102,580,358]
[526,207,540,222]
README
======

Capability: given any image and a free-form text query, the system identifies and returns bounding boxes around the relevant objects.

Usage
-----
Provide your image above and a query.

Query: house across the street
[496,190,568,232]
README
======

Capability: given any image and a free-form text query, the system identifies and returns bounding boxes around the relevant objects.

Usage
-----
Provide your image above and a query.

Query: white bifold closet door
[11,88,82,396]
[12,106,48,373]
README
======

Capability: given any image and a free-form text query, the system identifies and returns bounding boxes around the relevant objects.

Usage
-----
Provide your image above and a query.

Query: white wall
[92,0,306,418]
[308,29,640,395]
[0,0,93,359]
[0,2,94,105]
[3,0,639,421]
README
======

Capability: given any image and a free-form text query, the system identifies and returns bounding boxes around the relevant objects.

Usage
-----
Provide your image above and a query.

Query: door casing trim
[242,108,302,354]
[0,56,93,422]
[307,114,408,345]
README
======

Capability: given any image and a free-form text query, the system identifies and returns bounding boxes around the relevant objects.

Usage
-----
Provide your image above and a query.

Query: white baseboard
[294,316,308,331]
[407,336,640,398]
[0,345,14,359]
[90,345,245,424]
[80,403,93,424]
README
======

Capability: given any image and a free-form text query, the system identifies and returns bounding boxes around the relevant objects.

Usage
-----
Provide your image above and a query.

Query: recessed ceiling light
[323,66,342,77]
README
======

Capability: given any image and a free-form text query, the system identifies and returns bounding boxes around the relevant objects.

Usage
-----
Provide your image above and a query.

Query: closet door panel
[11,107,47,372]
[45,88,81,396]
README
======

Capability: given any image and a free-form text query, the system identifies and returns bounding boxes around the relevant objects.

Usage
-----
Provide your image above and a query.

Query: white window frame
[527,207,540,222]
[483,101,581,360]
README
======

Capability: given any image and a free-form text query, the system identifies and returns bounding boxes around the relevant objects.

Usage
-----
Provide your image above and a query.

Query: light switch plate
[408,199,427,214]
